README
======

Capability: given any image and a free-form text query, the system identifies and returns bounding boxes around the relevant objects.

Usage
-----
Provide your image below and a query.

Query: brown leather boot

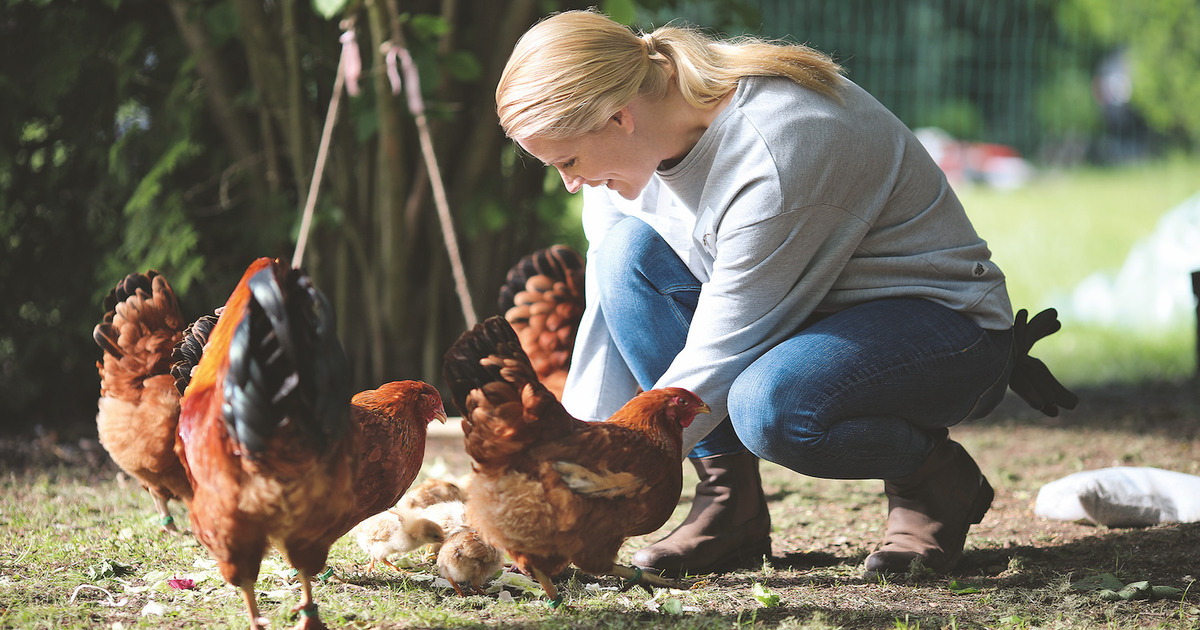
[863,434,993,580]
[631,450,771,576]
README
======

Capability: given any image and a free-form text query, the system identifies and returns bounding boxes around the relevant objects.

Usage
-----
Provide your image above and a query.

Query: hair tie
[641,33,659,57]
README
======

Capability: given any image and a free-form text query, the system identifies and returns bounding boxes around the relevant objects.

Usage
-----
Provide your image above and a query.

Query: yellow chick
[438,524,505,596]
[351,507,444,573]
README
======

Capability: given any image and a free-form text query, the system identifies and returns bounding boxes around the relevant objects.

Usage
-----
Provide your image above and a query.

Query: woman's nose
[558,168,584,194]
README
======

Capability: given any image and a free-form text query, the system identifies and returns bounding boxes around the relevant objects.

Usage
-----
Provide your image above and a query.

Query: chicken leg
[291,572,325,630]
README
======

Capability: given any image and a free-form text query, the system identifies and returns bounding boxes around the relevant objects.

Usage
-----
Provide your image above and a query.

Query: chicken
[442,316,710,606]
[398,477,466,512]
[497,245,584,399]
[350,507,443,573]
[170,258,446,629]
[438,524,505,596]
[343,382,448,529]
[173,257,358,630]
[93,270,192,532]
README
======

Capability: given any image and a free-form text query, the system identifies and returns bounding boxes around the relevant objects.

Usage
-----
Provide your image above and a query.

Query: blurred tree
[0,0,596,434]
[1060,0,1200,149]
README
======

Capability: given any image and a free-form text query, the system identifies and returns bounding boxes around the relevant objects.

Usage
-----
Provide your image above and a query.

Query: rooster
[442,316,709,606]
[174,257,351,629]
[170,258,445,629]
[497,245,584,399]
[93,270,193,532]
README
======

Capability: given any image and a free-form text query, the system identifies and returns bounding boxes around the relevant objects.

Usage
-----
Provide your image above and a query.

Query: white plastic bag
[1033,467,1200,527]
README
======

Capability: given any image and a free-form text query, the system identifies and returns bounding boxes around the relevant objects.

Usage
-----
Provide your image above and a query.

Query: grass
[4,379,1200,630]
[958,153,1200,386]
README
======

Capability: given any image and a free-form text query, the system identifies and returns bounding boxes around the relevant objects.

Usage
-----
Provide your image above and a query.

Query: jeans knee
[593,217,658,287]
[728,376,789,461]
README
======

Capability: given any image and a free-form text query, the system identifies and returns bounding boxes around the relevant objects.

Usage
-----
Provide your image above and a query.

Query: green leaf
[1070,572,1125,592]
[410,14,450,40]
[947,579,982,595]
[752,582,780,608]
[659,598,684,615]
[84,559,135,580]
[444,50,482,82]
[311,0,349,20]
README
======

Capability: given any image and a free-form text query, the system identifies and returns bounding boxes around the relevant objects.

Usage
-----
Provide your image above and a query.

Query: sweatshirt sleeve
[656,194,871,453]
[561,180,707,422]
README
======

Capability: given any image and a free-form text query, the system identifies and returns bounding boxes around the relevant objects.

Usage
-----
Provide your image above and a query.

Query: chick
[398,478,466,512]
[351,507,444,573]
[438,524,505,596]
[418,499,467,559]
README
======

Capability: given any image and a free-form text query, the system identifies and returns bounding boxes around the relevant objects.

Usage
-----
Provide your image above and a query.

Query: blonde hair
[497,10,845,140]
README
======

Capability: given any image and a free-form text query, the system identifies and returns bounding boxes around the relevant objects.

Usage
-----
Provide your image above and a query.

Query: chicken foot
[529,566,562,608]
[609,563,680,595]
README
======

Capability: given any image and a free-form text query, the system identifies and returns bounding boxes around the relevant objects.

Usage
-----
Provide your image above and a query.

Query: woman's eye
[561,159,576,169]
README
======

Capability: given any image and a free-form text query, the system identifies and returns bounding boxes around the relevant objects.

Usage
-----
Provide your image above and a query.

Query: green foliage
[1036,67,1102,137]
[312,0,350,20]
[1062,0,1200,147]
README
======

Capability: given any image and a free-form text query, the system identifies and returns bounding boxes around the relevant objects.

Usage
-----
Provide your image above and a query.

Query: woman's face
[517,109,659,200]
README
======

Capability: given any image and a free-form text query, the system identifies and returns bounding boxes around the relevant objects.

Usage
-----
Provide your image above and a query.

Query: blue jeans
[594,217,1012,480]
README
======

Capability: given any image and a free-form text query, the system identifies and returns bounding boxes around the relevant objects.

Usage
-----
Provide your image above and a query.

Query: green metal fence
[641,0,1134,164]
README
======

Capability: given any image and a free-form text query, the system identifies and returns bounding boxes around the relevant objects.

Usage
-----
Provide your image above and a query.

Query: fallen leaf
[753,582,780,608]
[948,579,982,595]
[1070,572,1125,592]
[140,601,166,616]
[168,578,196,590]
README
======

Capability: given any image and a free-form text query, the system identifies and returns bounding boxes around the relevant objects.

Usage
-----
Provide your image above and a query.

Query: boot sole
[636,536,772,577]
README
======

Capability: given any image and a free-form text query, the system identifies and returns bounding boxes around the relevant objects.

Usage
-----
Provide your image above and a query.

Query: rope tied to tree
[292,15,477,329]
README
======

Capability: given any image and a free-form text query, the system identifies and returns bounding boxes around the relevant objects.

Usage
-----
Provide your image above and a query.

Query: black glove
[1008,308,1080,417]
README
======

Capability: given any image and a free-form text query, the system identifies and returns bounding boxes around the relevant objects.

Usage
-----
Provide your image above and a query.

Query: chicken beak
[434,406,449,424]
[697,402,711,415]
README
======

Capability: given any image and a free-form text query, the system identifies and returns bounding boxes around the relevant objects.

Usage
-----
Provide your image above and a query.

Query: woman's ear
[610,106,635,134]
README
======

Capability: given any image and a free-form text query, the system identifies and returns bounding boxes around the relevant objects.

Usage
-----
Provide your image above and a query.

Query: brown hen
[442,316,709,606]
[497,245,584,399]
[93,270,193,532]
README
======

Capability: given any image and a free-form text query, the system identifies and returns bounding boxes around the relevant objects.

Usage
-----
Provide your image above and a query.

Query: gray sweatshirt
[562,76,1012,453]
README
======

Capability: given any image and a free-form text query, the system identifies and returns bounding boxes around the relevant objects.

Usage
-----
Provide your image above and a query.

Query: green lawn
[958,154,1200,386]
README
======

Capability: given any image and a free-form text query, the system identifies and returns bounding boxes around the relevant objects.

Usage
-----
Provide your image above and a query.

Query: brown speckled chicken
[93,270,192,532]
[442,316,709,606]
[497,245,584,399]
